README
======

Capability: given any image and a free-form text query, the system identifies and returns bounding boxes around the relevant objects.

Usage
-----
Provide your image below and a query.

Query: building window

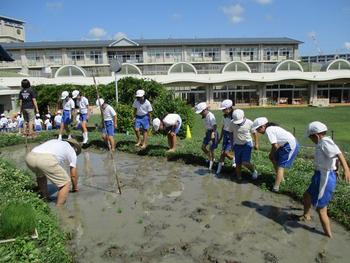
[188,47,221,62]
[68,50,84,63]
[26,51,43,66]
[263,47,278,61]
[89,50,103,64]
[107,50,143,63]
[228,47,258,61]
[278,47,293,60]
[46,51,62,65]
[147,48,182,63]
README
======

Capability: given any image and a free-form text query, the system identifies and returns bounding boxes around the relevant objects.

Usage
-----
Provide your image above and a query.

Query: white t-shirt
[102,104,117,121]
[77,96,89,114]
[231,118,253,145]
[315,137,341,171]
[44,119,52,127]
[63,98,75,111]
[222,115,232,132]
[265,126,296,150]
[54,115,62,125]
[34,118,43,127]
[204,111,216,130]
[17,116,24,125]
[133,99,153,116]
[0,117,8,125]
[32,139,77,167]
[163,114,182,128]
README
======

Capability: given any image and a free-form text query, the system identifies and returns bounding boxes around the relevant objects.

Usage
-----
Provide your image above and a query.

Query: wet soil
[1,145,350,263]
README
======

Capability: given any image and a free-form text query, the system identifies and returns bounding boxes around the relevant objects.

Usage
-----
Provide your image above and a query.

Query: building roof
[1,37,303,50]
[0,15,25,24]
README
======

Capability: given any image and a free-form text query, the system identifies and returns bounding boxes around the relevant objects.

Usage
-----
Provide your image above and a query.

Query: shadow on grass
[241,200,324,236]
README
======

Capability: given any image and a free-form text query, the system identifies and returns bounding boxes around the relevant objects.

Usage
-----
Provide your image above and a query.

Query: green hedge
[0,159,72,262]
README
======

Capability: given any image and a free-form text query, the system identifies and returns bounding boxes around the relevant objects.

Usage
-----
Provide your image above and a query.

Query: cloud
[113,32,127,40]
[171,13,182,21]
[256,0,273,5]
[345,42,350,50]
[88,27,107,39]
[221,4,244,24]
[46,1,63,10]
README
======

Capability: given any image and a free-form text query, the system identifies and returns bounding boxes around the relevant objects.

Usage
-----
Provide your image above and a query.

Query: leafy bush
[0,202,36,239]
[111,102,134,133]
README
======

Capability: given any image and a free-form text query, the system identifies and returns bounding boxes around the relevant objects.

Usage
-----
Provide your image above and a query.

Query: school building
[1,34,350,111]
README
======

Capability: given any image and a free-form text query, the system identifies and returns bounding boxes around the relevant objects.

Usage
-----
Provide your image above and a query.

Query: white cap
[72,90,79,99]
[232,109,245,124]
[219,99,233,110]
[1,113,5,117]
[306,121,328,137]
[136,89,145,97]
[152,118,161,131]
[35,113,40,117]
[57,110,62,114]
[45,114,50,118]
[17,112,21,115]
[61,91,69,100]
[251,117,268,131]
[195,102,207,114]
[96,98,105,107]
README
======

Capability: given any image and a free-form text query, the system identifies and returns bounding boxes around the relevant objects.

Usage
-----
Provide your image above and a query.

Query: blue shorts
[62,110,71,125]
[203,129,219,150]
[234,142,253,165]
[135,115,150,130]
[19,122,24,128]
[55,123,61,129]
[103,120,114,136]
[275,142,299,168]
[46,125,52,130]
[80,113,88,122]
[165,121,182,135]
[222,130,233,152]
[307,170,336,208]
[76,122,81,130]
[35,125,42,132]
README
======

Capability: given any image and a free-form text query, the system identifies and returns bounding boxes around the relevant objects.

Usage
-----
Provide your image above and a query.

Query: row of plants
[33,77,195,138]
[0,158,72,262]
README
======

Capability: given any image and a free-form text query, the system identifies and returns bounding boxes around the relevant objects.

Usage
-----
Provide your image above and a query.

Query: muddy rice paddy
[1,145,350,263]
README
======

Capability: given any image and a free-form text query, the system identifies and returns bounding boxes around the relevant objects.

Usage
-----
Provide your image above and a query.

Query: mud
[1,145,350,263]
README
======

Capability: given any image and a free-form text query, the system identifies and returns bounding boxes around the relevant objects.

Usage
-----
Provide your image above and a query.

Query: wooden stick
[92,75,122,195]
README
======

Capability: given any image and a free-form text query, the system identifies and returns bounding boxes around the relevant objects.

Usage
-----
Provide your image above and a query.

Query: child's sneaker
[252,170,258,180]
[209,160,214,170]
[216,162,223,175]
[272,185,280,193]
[232,157,236,168]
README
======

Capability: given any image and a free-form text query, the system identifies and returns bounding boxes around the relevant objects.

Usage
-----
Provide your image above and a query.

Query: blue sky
[1,0,350,55]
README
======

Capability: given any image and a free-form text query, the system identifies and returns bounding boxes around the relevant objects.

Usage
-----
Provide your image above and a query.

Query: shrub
[0,202,36,239]
[111,102,134,133]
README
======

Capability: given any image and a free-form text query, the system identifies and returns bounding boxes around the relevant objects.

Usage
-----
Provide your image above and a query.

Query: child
[216,99,235,176]
[231,109,258,180]
[96,98,117,151]
[34,113,43,132]
[152,113,182,152]
[252,117,299,192]
[195,102,218,170]
[301,121,350,238]
[54,110,62,129]
[44,114,52,130]
[17,112,24,134]
[133,89,153,149]
[72,90,89,144]
[58,91,75,140]
[0,113,8,132]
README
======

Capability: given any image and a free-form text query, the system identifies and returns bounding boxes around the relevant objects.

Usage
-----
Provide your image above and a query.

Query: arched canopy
[273,59,303,72]
[168,62,197,74]
[55,65,87,77]
[120,63,142,75]
[321,59,350,71]
[222,61,251,73]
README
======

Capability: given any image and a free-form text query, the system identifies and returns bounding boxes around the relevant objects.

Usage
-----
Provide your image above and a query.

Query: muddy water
[1,145,350,263]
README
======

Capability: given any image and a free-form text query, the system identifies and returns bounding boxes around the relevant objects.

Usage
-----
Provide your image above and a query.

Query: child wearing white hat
[58,91,75,140]
[0,113,8,132]
[195,102,218,170]
[72,90,90,144]
[96,98,117,151]
[34,113,43,132]
[230,109,258,180]
[54,110,62,129]
[252,117,299,192]
[16,112,24,134]
[152,113,182,152]
[133,89,153,149]
[44,114,52,130]
[300,121,350,238]
[216,99,235,176]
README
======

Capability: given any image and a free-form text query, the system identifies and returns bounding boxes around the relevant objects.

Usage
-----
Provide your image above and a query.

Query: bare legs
[36,176,70,206]
[134,128,148,149]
